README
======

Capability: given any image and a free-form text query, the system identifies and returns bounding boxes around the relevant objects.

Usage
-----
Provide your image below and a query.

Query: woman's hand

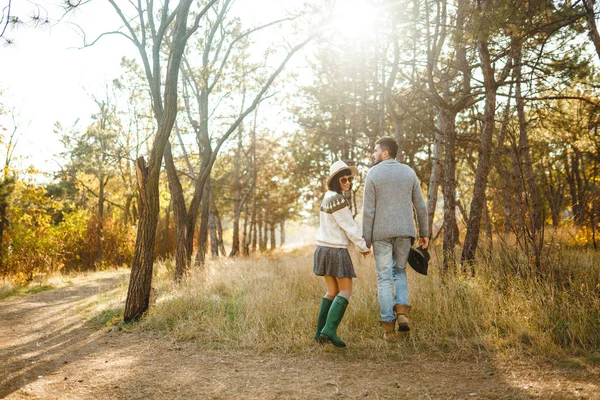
[360,250,371,257]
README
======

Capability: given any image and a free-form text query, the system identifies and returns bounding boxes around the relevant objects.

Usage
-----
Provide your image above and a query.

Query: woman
[313,160,370,348]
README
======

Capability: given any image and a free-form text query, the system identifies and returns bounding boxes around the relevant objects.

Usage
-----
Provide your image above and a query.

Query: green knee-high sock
[314,297,333,342]
[319,296,349,348]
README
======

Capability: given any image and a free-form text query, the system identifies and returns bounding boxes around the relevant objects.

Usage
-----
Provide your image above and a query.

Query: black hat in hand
[408,245,430,276]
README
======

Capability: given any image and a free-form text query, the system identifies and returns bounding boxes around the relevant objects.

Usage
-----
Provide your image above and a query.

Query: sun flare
[331,0,378,38]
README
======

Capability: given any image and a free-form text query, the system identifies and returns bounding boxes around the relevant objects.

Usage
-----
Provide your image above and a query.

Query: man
[362,136,429,340]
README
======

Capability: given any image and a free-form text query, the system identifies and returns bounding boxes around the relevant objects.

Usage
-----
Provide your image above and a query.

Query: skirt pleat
[313,246,356,278]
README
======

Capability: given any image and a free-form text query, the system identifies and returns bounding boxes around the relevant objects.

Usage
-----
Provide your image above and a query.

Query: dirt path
[1,271,599,400]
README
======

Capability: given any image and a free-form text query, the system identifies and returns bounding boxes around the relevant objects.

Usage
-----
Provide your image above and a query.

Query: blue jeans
[373,237,412,322]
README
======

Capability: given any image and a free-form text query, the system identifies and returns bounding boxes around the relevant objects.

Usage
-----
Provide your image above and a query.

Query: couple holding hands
[314,136,429,347]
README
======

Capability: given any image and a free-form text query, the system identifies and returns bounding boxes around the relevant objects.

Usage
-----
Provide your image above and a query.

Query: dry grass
[133,243,600,360]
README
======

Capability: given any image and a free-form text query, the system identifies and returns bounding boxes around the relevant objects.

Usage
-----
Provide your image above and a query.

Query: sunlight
[331,0,378,39]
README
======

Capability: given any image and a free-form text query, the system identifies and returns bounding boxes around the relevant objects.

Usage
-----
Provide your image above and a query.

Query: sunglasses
[339,176,354,184]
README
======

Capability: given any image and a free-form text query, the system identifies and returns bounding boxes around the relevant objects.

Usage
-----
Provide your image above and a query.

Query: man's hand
[419,237,429,249]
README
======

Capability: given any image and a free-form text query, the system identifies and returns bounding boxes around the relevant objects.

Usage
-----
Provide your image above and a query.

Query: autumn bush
[57,210,135,271]
[1,182,135,283]
[139,241,600,359]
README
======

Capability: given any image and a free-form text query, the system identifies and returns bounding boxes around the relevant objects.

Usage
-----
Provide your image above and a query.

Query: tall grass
[139,244,600,358]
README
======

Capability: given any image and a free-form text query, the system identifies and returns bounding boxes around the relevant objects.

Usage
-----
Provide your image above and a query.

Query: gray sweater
[362,159,429,247]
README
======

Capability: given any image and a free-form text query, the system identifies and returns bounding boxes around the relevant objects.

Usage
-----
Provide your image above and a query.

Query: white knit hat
[326,160,358,188]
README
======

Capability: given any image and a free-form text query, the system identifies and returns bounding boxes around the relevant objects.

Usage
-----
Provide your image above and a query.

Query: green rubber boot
[314,297,333,342]
[319,296,349,348]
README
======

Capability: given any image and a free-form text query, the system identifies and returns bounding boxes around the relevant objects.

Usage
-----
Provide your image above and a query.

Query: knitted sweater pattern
[316,191,369,253]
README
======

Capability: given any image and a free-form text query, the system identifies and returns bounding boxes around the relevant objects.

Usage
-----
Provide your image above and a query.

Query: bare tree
[425,0,475,271]
[83,0,218,321]
[164,2,315,278]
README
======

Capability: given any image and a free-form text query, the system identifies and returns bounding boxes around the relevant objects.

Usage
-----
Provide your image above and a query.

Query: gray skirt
[313,245,357,278]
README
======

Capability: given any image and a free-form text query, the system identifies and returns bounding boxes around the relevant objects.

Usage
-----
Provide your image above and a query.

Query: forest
[0,0,599,341]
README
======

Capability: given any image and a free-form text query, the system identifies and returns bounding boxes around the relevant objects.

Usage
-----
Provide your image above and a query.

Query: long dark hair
[328,169,352,194]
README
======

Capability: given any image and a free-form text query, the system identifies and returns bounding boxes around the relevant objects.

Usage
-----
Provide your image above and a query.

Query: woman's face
[338,174,353,192]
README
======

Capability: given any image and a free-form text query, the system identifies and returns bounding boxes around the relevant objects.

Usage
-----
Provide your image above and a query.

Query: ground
[1,270,599,400]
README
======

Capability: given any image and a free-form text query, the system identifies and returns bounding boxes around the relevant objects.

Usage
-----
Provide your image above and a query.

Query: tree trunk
[566,151,584,226]
[427,114,444,238]
[280,220,285,248]
[258,208,266,251]
[211,190,226,256]
[542,167,563,227]
[461,36,497,271]
[261,194,269,251]
[124,194,134,225]
[209,201,218,258]
[250,141,258,253]
[96,176,105,266]
[163,202,171,257]
[483,195,493,253]
[124,0,199,322]
[493,89,514,235]
[270,223,276,250]
[441,108,459,271]
[195,179,211,266]
[164,142,191,279]
[392,114,405,163]
[242,200,250,256]
[515,44,542,233]
[252,201,258,252]
[583,0,600,61]
[124,157,162,320]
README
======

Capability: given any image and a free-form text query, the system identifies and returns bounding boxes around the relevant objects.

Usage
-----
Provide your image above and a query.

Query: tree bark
[211,190,226,256]
[493,88,514,235]
[242,200,250,256]
[209,199,219,258]
[541,167,563,227]
[441,108,459,270]
[461,35,497,270]
[427,115,444,238]
[515,43,542,233]
[270,224,276,250]
[164,142,190,279]
[124,0,200,322]
[195,179,211,266]
[230,126,244,257]
[583,0,600,61]
[163,202,171,257]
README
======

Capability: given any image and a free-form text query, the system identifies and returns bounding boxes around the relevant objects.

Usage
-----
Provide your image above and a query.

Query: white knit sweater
[315,191,369,253]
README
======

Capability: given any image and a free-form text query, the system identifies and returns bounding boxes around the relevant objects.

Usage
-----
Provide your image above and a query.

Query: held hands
[419,237,429,249]
[360,249,371,257]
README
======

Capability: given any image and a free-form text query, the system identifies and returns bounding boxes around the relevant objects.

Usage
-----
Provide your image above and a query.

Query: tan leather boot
[394,304,411,332]
[380,321,400,341]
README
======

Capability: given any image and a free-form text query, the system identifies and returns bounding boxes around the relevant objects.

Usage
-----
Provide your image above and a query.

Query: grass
[129,243,600,360]
[13,236,590,361]
[0,281,55,300]
[74,269,130,328]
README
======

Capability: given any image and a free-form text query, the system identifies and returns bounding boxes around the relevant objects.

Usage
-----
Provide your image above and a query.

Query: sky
[0,0,377,178]
[1,1,152,177]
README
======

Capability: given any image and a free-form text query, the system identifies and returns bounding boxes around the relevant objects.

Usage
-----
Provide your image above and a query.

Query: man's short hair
[375,136,398,159]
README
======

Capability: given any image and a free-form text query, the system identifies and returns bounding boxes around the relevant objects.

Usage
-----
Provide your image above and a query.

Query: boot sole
[319,334,346,348]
